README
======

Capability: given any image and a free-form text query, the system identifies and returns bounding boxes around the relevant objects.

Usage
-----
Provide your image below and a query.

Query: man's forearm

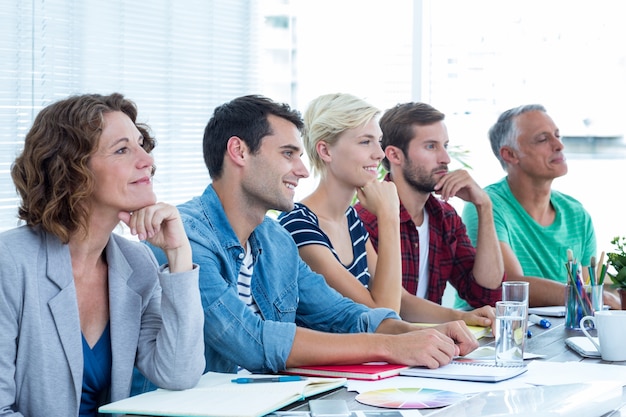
[399,290,463,324]
[518,276,567,307]
[286,327,389,367]
[472,201,504,289]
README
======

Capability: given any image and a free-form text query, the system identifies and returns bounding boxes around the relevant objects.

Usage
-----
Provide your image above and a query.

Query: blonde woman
[279,93,495,326]
[279,93,402,311]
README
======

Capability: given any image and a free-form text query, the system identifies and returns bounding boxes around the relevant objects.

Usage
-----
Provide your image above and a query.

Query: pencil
[598,263,608,285]
[589,256,596,286]
[597,251,605,279]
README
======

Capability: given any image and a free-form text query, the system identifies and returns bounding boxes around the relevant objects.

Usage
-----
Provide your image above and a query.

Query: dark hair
[202,95,304,179]
[11,93,155,243]
[379,102,445,170]
[489,104,547,170]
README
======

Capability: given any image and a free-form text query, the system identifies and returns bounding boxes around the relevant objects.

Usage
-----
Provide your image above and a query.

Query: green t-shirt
[463,177,596,283]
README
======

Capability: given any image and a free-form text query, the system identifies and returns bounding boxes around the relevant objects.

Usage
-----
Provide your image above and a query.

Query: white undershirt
[415,209,430,299]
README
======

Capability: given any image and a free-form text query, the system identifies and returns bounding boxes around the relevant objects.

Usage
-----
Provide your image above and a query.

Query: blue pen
[527,329,532,338]
[231,376,304,384]
[528,314,552,329]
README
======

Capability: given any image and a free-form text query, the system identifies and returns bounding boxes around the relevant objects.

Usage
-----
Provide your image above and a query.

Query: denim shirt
[151,185,399,374]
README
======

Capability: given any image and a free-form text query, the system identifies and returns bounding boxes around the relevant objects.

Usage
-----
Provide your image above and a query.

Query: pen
[231,376,305,384]
[527,329,532,338]
[528,314,551,329]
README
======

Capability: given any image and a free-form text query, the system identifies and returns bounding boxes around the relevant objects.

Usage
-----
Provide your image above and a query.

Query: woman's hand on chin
[119,203,193,272]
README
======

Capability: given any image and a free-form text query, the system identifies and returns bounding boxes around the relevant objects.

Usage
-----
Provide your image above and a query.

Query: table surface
[282,317,626,416]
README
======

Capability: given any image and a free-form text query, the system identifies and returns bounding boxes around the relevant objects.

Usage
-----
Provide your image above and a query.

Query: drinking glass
[495,300,527,367]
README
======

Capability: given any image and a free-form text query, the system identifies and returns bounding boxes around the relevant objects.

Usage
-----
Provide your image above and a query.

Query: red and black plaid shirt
[355,187,502,308]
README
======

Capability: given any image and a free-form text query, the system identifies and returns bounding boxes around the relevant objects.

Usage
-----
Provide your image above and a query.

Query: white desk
[282,317,626,416]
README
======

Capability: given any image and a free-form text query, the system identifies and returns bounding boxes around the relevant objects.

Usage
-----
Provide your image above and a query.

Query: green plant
[606,236,626,288]
[447,144,472,170]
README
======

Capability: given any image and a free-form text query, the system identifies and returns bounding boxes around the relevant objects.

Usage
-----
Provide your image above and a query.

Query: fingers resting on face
[356,180,399,214]
[118,203,183,246]
[434,170,483,203]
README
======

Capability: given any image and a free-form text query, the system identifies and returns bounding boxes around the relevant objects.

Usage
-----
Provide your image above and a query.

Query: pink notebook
[283,362,408,380]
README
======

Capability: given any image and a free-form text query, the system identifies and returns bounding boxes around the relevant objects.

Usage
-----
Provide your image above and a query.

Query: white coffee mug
[580,310,626,361]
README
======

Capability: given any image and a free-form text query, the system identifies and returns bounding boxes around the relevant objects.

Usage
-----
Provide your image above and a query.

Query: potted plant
[606,236,626,310]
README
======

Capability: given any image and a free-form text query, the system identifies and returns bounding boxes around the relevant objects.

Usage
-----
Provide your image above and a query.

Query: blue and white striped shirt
[278,202,370,286]
[237,242,260,314]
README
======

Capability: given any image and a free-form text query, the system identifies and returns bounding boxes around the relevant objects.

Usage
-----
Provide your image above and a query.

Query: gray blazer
[0,226,205,417]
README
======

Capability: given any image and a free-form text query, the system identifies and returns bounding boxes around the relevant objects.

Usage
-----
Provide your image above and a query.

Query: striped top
[278,202,370,286]
[237,242,260,315]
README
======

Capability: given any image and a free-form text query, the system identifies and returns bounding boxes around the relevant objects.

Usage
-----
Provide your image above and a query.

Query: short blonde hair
[303,93,379,176]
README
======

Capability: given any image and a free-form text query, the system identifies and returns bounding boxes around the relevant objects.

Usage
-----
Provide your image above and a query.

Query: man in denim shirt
[151,95,478,374]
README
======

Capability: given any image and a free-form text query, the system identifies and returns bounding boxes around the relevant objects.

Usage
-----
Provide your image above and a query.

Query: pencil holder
[590,283,604,312]
[565,283,602,330]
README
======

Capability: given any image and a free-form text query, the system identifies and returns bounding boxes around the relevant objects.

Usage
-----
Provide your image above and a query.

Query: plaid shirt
[355,181,503,308]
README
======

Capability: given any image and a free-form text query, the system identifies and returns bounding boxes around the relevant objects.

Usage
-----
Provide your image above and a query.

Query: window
[5,0,625,248]
[423,0,626,250]
[0,0,262,232]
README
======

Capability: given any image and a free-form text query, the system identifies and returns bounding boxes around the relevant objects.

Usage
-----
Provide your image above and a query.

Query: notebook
[400,359,527,382]
[283,362,408,380]
[565,336,601,358]
[98,371,347,417]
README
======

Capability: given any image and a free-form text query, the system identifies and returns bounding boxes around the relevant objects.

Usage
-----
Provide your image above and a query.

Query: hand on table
[459,305,496,334]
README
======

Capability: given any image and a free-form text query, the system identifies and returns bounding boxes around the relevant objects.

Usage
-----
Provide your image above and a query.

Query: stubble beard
[259,189,294,213]
[402,160,438,194]
[242,175,295,214]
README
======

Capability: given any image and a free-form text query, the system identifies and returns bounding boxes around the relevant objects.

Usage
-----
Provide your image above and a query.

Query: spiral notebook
[400,359,527,382]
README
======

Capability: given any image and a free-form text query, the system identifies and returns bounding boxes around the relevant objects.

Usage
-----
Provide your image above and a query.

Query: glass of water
[502,281,529,304]
[495,300,527,367]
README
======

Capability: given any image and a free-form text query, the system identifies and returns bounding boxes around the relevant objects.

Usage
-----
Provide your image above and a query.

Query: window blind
[0,0,261,232]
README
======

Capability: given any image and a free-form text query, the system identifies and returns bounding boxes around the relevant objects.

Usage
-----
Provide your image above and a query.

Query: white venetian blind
[0,0,261,232]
